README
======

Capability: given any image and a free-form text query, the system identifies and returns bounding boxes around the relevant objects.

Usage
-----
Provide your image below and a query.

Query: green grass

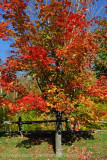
[0,131,107,160]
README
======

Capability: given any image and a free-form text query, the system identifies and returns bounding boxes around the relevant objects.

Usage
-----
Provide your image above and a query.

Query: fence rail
[0,120,65,124]
[94,121,107,123]
[0,117,107,134]
[0,117,68,134]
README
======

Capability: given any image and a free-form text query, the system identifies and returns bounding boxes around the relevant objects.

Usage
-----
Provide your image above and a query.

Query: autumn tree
[0,0,107,156]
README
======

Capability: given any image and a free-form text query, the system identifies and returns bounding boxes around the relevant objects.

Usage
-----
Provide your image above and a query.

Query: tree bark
[55,111,62,157]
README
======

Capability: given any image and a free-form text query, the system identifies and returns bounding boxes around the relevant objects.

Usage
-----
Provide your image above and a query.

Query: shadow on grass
[0,131,19,138]
[18,130,94,153]
[0,130,94,153]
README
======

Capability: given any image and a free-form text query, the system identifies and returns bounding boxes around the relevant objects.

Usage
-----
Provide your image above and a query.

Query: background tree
[93,18,107,78]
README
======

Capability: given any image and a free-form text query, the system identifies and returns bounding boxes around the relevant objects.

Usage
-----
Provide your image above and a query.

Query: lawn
[0,131,107,160]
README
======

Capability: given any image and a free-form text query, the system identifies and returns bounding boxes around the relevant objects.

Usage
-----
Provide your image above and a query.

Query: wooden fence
[0,117,107,134]
[0,116,69,134]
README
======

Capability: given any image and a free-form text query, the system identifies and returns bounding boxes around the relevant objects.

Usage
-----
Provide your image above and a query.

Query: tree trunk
[55,111,62,157]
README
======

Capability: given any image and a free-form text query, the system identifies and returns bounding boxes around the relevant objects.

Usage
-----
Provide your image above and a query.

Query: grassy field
[0,131,107,160]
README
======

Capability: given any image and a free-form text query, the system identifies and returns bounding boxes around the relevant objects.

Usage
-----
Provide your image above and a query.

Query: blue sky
[0,39,12,63]
[0,0,106,63]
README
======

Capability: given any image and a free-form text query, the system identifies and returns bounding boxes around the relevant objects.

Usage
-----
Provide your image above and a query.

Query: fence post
[18,116,23,136]
[55,111,62,157]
